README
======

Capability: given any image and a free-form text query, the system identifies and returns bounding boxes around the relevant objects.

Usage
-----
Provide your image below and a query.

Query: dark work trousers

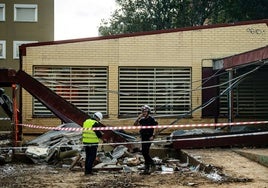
[84,144,98,175]
[141,136,154,168]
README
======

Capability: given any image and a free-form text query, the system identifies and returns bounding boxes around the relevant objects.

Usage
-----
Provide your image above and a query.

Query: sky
[54,0,116,40]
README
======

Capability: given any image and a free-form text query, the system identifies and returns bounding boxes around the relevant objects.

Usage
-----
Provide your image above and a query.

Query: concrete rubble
[0,131,13,165]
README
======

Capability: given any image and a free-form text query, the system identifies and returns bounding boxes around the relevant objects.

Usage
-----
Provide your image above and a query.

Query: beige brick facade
[21,21,268,134]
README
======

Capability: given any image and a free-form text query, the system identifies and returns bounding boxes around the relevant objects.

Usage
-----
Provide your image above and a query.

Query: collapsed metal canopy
[213,45,268,70]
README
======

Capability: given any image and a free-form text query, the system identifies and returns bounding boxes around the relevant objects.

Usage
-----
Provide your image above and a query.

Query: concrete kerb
[233,149,268,168]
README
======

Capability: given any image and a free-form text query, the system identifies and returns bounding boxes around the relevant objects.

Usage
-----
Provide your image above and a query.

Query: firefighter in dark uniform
[82,112,103,175]
[134,105,158,174]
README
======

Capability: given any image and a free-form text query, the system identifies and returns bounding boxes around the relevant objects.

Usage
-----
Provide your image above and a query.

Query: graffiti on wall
[246,27,265,35]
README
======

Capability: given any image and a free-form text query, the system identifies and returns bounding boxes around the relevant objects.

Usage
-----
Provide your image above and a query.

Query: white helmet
[94,112,103,121]
[141,105,151,113]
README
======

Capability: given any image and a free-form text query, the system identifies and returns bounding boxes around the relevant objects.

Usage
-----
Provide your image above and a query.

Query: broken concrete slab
[25,123,83,163]
[93,163,123,171]
[111,145,128,159]
[26,146,48,159]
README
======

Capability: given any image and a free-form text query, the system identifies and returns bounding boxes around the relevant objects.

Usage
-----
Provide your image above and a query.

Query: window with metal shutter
[119,67,191,117]
[14,4,38,22]
[33,66,108,117]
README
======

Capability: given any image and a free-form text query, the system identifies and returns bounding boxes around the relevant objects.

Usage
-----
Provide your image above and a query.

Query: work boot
[140,164,150,175]
[140,169,150,175]
[150,163,156,173]
[84,172,96,176]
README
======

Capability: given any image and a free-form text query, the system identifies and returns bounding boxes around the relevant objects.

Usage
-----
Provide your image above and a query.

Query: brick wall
[21,22,268,134]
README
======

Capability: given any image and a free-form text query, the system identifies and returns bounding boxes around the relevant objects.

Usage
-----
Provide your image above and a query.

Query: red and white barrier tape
[18,120,268,132]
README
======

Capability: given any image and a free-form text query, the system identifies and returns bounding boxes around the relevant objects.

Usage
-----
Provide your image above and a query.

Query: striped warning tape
[18,120,268,131]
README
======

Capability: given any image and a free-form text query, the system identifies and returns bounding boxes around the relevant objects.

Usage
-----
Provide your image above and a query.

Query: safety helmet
[93,112,103,121]
[141,105,151,113]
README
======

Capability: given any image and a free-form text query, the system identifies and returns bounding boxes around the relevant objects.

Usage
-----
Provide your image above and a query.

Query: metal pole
[227,69,234,131]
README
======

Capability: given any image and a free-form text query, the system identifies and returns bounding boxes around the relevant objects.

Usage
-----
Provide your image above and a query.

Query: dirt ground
[1,148,267,188]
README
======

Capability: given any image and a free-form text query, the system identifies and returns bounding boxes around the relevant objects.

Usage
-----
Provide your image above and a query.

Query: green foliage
[98,0,268,36]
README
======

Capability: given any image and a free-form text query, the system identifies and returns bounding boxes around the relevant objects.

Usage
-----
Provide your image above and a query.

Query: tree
[98,0,268,36]
[214,0,268,23]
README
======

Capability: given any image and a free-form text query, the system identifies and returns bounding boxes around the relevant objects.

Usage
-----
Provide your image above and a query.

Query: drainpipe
[227,69,234,131]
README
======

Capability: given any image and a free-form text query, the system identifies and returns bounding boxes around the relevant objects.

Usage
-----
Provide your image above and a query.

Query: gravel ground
[1,148,267,188]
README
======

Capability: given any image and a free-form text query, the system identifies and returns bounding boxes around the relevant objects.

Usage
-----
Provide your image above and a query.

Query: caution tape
[18,120,268,132]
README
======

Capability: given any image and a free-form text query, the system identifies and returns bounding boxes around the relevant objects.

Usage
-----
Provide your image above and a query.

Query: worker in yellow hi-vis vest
[82,112,103,176]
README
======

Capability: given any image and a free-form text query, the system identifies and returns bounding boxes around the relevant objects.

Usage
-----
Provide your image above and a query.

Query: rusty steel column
[12,84,19,146]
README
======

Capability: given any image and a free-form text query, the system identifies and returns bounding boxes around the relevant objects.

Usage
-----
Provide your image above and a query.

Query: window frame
[14,4,38,22]
[0,40,6,59]
[0,4,5,21]
[13,41,37,59]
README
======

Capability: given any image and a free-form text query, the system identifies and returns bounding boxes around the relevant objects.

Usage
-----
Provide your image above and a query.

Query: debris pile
[0,122,193,175]
[25,123,83,164]
[1,124,246,181]
[0,131,13,165]
[91,145,193,174]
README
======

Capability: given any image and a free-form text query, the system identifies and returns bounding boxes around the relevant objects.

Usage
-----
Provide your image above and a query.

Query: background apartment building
[0,0,54,130]
[0,0,54,70]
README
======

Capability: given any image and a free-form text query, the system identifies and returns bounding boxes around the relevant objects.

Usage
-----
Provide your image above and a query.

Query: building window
[0,40,6,59]
[14,4,38,22]
[0,4,5,21]
[119,67,191,117]
[13,41,37,59]
[33,66,108,117]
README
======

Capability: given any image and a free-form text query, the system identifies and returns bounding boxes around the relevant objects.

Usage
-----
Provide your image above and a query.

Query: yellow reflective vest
[82,119,99,144]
